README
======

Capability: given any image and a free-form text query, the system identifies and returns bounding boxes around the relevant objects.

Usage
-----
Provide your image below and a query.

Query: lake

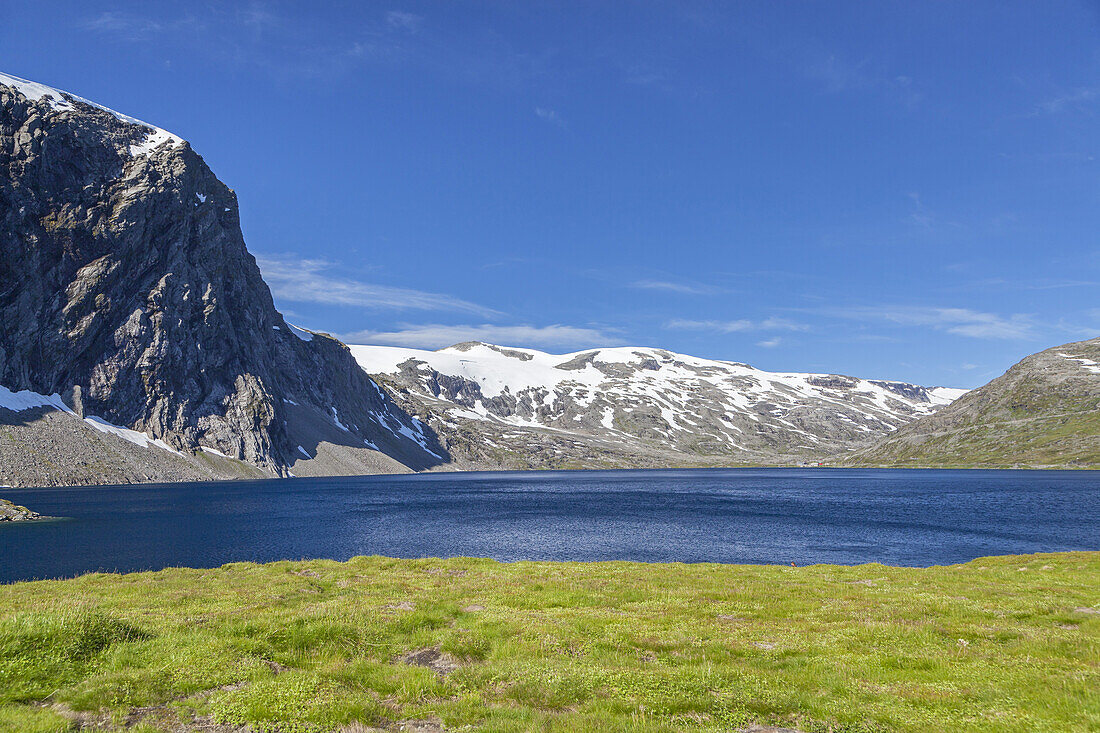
[1,468,1097,583]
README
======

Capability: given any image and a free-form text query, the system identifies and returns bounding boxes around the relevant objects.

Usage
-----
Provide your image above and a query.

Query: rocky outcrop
[0,72,447,485]
[845,337,1100,468]
[0,498,41,521]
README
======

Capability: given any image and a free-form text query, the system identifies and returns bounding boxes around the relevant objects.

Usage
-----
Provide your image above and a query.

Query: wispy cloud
[1033,87,1099,116]
[256,256,498,317]
[961,277,1100,292]
[907,192,934,228]
[240,3,278,31]
[815,306,1037,340]
[82,11,168,39]
[79,6,431,82]
[385,11,423,33]
[535,107,565,127]
[342,323,620,350]
[756,337,782,348]
[804,54,873,95]
[621,63,669,87]
[631,279,721,295]
[665,317,807,333]
[800,53,923,106]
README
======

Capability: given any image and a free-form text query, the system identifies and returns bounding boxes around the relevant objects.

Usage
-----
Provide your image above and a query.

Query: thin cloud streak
[665,317,807,333]
[796,51,924,107]
[631,280,721,295]
[342,323,621,351]
[257,256,499,317]
[82,11,166,37]
[535,107,565,126]
[385,11,423,33]
[1032,87,1099,115]
[813,306,1036,340]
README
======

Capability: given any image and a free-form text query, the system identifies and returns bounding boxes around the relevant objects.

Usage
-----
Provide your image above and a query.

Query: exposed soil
[398,646,460,676]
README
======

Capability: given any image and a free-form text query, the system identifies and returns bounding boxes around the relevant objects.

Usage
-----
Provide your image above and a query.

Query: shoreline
[4,550,1098,587]
[3,462,1099,494]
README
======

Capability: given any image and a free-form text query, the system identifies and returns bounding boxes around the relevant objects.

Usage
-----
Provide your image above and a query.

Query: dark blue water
[1,468,1097,583]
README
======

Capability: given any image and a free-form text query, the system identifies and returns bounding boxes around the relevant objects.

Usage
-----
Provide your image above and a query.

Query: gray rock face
[0,73,447,483]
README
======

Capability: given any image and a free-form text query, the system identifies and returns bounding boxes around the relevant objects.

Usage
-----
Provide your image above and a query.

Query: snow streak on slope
[350,342,967,464]
[1055,352,1100,374]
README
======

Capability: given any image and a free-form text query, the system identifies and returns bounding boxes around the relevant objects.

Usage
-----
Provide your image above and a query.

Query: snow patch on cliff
[0,384,185,457]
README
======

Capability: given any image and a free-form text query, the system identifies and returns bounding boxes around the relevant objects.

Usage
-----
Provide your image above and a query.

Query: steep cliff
[0,72,446,486]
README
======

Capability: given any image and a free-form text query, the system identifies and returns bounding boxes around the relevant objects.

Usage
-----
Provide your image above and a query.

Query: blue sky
[3,1,1099,387]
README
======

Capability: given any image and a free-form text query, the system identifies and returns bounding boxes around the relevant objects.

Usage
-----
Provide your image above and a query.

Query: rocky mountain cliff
[844,337,1100,468]
[0,72,446,486]
[351,342,966,469]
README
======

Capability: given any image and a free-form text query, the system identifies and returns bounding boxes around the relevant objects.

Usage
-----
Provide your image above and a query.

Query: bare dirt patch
[47,701,252,732]
[424,567,466,577]
[393,717,446,732]
[340,717,446,732]
[382,601,416,611]
[398,646,460,676]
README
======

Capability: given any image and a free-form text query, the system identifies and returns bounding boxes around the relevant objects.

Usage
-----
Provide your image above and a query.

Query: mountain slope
[0,71,446,486]
[351,342,965,469]
[844,337,1100,468]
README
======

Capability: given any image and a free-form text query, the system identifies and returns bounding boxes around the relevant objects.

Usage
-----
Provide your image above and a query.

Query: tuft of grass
[206,671,384,733]
[0,609,150,707]
[0,553,1096,732]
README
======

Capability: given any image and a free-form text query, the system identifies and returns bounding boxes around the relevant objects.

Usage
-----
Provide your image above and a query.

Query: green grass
[0,553,1097,732]
[844,411,1100,468]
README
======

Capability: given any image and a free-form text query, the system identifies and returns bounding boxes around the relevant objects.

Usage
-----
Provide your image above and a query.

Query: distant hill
[843,337,1100,468]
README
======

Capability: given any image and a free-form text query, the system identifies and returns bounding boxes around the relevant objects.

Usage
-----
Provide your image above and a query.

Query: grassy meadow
[0,552,1096,732]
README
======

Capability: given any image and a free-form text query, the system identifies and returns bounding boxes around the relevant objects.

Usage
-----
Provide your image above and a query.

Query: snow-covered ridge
[351,342,965,406]
[0,385,184,457]
[0,71,183,157]
[349,341,968,460]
